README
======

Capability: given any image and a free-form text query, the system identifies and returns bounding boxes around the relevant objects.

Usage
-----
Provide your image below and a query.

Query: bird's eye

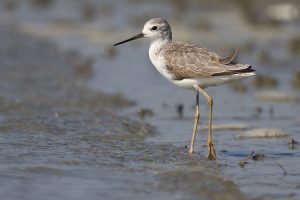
[151,26,157,31]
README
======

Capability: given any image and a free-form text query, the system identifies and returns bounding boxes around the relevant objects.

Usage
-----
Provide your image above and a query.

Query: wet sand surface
[0,25,250,200]
[1,0,300,199]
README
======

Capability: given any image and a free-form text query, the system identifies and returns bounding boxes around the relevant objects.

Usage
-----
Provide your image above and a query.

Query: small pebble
[288,138,298,149]
[176,104,184,118]
[252,153,265,160]
[253,106,263,118]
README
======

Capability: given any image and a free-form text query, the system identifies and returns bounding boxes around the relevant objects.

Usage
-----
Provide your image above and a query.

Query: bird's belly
[172,73,255,89]
[171,78,200,89]
[171,77,228,89]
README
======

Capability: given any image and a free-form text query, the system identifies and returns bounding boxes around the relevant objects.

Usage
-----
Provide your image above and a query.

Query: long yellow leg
[194,85,217,160]
[189,92,199,154]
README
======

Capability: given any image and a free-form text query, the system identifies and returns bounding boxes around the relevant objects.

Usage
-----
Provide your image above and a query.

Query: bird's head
[113,18,172,46]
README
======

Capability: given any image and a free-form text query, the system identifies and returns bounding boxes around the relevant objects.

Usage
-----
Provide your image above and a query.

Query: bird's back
[157,42,255,80]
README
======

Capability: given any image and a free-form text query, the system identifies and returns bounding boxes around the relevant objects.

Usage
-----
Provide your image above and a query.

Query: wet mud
[0,27,249,200]
[1,0,300,199]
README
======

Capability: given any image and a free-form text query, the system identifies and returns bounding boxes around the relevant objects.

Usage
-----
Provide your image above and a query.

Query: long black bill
[113,33,144,46]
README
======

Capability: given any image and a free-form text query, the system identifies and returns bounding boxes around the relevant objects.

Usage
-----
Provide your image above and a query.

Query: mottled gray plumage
[158,42,253,80]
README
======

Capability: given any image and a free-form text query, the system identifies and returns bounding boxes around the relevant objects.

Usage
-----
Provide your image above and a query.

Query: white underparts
[172,72,256,89]
[149,39,174,80]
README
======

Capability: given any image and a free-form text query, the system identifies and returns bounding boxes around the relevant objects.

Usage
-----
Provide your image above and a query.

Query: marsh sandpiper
[114,18,255,160]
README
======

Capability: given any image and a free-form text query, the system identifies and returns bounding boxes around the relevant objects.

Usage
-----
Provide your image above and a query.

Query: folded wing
[161,42,254,80]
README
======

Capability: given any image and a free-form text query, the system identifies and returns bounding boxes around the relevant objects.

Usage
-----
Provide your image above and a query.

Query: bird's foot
[189,148,195,155]
[207,141,217,160]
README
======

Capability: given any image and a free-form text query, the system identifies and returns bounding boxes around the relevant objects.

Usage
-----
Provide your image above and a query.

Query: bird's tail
[213,64,256,76]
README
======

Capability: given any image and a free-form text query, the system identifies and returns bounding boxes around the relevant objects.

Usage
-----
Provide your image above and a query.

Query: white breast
[149,40,174,80]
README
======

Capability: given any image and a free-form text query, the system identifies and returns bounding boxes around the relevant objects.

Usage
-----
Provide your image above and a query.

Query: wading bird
[114,18,255,159]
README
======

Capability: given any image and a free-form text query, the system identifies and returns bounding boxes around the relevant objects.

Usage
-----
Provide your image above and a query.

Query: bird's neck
[150,38,170,51]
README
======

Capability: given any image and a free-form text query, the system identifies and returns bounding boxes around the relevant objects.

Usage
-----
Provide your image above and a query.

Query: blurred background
[0,0,300,199]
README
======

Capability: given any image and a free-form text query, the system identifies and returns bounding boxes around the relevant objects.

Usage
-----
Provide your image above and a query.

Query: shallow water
[1,27,249,200]
[1,0,300,199]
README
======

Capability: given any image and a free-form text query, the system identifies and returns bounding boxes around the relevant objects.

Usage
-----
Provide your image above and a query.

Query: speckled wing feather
[159,42,253,80]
